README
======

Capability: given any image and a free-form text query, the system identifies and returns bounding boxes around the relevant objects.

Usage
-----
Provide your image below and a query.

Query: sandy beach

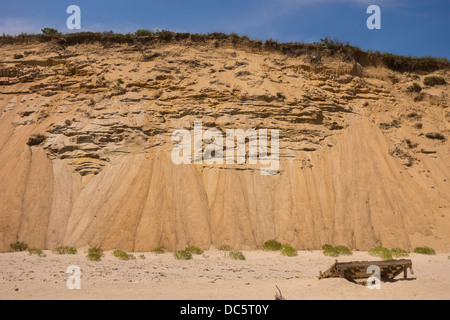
[1,249,449,300]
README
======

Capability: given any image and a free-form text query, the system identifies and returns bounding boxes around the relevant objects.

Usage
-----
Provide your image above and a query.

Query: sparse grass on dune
[174,250,192,260]
[219,244,232,251]
[391,248,409,258]
[28,248,46,257]
[185,246,204,255]
[151,248,165,254]
[229,251,246,260]
[322,244,352,257]
[369,246,393,261]
[56,246,77,255]
[87,248,104,261]
[3,31,447,73]
[10,241,28,252]
[262,240,283,251]
[112,249,136,260]
[280,244,298,257]
[413,246,436,255]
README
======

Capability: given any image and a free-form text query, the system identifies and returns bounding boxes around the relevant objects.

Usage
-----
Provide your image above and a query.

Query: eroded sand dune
[0,37,449,252]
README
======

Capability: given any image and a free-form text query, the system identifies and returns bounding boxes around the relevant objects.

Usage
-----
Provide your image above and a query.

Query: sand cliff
[0,35,449,252]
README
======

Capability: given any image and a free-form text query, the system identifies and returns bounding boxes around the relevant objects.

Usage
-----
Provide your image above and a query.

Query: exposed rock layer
[0,40,449,252]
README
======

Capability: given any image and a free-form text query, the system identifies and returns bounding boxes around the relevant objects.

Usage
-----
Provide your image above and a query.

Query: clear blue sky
[1,0,449,58]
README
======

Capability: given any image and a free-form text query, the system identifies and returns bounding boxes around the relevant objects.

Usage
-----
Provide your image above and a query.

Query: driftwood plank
[319,259,413,282]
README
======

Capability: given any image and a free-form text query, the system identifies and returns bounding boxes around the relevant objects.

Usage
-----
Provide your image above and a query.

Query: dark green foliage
[10,241,28,252]
[262,240,283,251]
[407,83,422,93]
[424,76,446,86]
[41,28,61,36]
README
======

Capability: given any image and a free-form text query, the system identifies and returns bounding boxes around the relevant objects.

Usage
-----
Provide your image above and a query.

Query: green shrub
[413,246,436,255]
[139,254,146,259]
[41,28,61,36]
[151,248,165,254]
[28,248,46,257]
[219,244,232,251]
[174,250,192,260]
[229,251,246,260]
[135,29,153,37]
[322,245,352,257]
[87,248,103,261]
[57,246,77,255]
[407,83,422,93]
[113,249,136,260]
[280,244,298,257]
[424,76,446,86]
[117,78,124,85]
[369,246,393,261]
[391,248,409,258]
[27,134,46,146]
[185,246,204,255]
[262,240,283,251]
[334,246,352,255]
[10,241,28,252]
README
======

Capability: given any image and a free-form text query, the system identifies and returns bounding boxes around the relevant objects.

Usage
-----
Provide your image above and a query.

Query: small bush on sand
[262,240,283,251]
[151,248,165,254]
[407,83,422,93]
[369,246,393,261]
[174,250,192,260]
[391,248,409,258]
[57,246,77,255]
[229,251,246,260]
[280,244,298,257]
[413,246,436,255]
[219,244,232,251]
[139,254,146,259]
[28,248,46,257]
[185,246,204,255]
[87,248,103,261]
[41,28,61,36]
[322,244,352,257]
[10,241,28,252]
[113,249,136,260]
[423,76,446,86]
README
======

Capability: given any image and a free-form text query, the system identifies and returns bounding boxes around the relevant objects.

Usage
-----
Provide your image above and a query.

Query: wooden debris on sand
[275,286,286,300]
[319,259,414,285]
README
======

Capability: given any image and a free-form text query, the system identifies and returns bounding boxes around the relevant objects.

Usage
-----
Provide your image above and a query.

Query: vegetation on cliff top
[1,30,448,73]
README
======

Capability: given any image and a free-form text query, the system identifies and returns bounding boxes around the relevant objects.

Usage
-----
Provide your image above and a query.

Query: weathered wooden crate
[319,259,414,284]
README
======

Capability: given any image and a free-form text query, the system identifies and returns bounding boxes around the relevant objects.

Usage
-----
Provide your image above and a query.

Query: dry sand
[1,249,449,300]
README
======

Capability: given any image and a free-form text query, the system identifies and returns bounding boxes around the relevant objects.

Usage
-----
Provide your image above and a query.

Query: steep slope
[0,38,449,252]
